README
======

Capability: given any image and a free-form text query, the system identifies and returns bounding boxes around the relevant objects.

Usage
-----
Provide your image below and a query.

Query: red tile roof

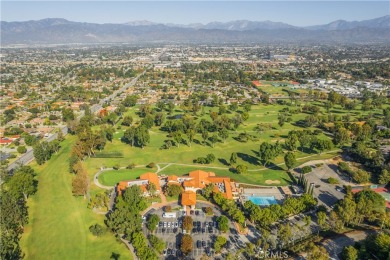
[181,190,196,206]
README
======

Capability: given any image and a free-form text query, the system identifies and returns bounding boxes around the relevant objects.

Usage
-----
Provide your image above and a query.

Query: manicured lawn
[98,167,154,186]
[20,136,131,260]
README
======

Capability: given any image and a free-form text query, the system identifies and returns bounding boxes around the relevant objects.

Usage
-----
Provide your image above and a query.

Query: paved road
[7,125,68,172]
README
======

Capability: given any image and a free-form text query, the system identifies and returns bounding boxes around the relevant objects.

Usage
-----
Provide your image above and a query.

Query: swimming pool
[248,196,278,206]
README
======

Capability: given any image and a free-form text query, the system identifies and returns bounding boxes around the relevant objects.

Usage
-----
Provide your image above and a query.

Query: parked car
[197,240,202,248]
[202,240,206,247]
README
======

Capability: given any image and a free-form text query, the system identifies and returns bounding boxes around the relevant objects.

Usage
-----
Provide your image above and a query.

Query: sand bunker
[265,180,281,184]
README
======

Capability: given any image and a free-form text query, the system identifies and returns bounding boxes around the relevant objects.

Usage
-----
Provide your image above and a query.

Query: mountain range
[1,16,389,45]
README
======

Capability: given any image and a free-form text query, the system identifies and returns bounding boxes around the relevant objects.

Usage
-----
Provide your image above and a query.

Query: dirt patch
[265,180,281,184]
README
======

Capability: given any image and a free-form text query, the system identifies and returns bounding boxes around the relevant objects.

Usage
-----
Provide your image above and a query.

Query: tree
[71,162,89,197]
[213,236,227,253]
[89,224,105,237]
[135,126,150,148]
[122,95,138,107]
[154,112,165,126]
[236,164,247,174]
[185,129,196,147]
[341,246,358,260]
[230,152,238,165]
[209,134,219,147]
[62,108,75,122]
[206,153,215,163]
[277,223,292,245]
[0,192,28,260]
[378,169,390,185]
[259,142,281,166]
[181,234,193,254]
[355,189,386,224]
[146,183,157,197]
[299,134,311,152]
[57,128,65,142]
[201,130,209,146]
[141,114,154,129]
[317,211,328,230]
[146,214,160,232]
[305,242,329,260]
[216,215,229,232]
[6,167,37,201]
[148,234,165,254]
[284,152,296,171]
[183,216,193,231]
[165,184,183,197]
[315,139,333,154]
[123,126,136,146]
[203,183,214,199]
[285,134,298,151]
[278,113,286,127]
[333,128,350,146]
[172,131,183,147]
[167,102,175,115]
[121,115,133,126]
[16,145,27,154]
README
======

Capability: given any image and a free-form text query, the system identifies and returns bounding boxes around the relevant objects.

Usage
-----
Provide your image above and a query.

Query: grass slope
[20,136,131,260]
[98,167,152,186]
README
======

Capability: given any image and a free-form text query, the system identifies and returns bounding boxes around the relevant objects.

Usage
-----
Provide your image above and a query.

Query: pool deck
[240,187,285,205]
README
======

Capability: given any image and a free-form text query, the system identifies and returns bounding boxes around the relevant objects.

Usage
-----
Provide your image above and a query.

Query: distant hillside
[305,15,390,30]
[1,16,389,45]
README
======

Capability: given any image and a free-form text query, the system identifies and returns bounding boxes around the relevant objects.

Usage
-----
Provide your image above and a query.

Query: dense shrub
[327,177,339,184]
[301,166,312,174]
[147,162,156,168]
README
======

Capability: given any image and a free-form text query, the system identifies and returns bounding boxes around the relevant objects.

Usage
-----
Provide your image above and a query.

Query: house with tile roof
[117,172,161,196]
[181,190,197,211]
[182,170,237,200]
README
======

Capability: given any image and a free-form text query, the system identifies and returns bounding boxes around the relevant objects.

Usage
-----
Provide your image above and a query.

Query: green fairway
[20,136,131,260]
[98,167,153,186]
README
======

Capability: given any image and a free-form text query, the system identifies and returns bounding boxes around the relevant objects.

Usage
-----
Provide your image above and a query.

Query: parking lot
[142,202,244,259]
[301,163,346,208]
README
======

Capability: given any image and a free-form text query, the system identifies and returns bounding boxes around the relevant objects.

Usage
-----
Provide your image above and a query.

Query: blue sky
[1,1,389,26]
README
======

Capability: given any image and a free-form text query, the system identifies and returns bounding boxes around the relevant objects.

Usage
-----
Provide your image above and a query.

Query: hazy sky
[1,1,389,26]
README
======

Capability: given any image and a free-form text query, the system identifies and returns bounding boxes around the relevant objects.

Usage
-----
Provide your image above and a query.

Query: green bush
[147,162,156,168]
[17,146,27,154]
[89,224,105,237]
[301,166,312,174]
[327,177,339,184]
[126,163,136,169]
